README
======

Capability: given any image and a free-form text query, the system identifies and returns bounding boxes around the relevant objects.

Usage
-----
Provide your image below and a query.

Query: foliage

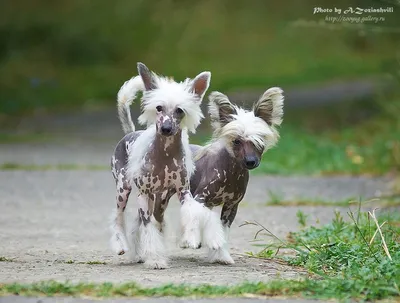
[256,97,400,175]
[0,0,399,115]
[253,206,400,301]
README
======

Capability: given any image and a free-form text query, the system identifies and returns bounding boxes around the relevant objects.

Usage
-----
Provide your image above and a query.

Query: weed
[85,261,107,265]
[250,203,400,301]
[63,260,106,265]
[296,210,308,228]
[266,190,283,205]
[0,257,14,262]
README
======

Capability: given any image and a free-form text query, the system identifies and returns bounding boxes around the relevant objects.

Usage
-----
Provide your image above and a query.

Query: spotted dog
[110,63,225,269]
[189,88,284,264]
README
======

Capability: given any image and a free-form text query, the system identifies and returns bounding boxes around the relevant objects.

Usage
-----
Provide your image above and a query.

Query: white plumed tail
[117,76,145,134]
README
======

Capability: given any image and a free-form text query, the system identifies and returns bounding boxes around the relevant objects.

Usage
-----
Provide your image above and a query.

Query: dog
[110,63,225,269]
[188,88,284,264]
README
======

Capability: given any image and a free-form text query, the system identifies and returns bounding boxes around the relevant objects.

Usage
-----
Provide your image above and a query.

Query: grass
[249,205,400,301]
[264,190,356,206]
[64,260,107,265]
[0,280,317,298]
[266,198,353,207]
[0,163,108,171]
[257,124,400,175]
[254,96,400,176]
[0,257,14,262]
[265,196,400,207]
[0,132,56,143]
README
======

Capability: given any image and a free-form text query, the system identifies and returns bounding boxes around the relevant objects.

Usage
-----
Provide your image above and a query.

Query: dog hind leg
[179,192,203,249]
[110,181,131,255]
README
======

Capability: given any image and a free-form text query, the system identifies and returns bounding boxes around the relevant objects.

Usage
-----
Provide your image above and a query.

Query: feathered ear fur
[253,87,284,126]
[208,92,238,131]
[137,62,157,91]
[189,71,211,100]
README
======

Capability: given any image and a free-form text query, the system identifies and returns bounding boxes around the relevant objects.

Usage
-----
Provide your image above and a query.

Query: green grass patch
[264,190,356,206]
[0,257,14,262]
[265,198,353,207]
[0,132,56,144]
[0,163,108,171]
[0,280,312,298]
[84,261,107,265]
[254,95,400,175]
[249,205,400,301]
[265,196,400,207]
[257,122,400,175]
[63,260,107,265]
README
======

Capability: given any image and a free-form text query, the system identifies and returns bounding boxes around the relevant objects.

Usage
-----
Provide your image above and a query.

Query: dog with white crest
[185,88,284,264]
[110,63,225,269]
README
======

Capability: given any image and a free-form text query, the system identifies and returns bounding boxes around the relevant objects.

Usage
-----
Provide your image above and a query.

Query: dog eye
[175,108,184,115]
[233,139,241,146]
[156,106,163,112]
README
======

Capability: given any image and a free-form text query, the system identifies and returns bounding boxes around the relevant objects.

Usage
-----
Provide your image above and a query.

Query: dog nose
[244,156,259,169]
[161,125,172,135]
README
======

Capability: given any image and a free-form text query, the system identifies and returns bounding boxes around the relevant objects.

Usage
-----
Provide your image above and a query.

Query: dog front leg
[207,203,238,264]
[136,195,168,269]
[153,191,173,234]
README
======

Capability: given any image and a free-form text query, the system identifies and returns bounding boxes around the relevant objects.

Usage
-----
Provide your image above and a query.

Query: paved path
[0,169,394,286]
[0,108,397,301]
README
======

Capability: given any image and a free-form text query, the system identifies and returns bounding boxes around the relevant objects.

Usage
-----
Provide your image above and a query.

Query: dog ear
[253,87,284,126]
[137,62,157,91]
[208,92,237,130]
[190,71,211,99]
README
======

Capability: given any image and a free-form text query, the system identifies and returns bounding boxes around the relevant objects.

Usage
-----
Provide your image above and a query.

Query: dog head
[137,63,210,136]
[208,87,284,169]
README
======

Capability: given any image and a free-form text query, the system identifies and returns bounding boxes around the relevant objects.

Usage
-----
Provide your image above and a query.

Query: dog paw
[202,214,226,250]
[131,254,144,263]
[180,228,201,249]
[208,248,234,265]
[144,258,168,269]
[202,234,225,250]
[110,233,129,255]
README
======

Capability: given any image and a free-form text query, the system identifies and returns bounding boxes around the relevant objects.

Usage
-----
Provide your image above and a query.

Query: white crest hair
[126,125,157,181]
[138,73,210,134]
[208,87,284,153]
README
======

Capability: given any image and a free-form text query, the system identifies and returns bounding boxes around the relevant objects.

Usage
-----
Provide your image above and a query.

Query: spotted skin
[171,143,248,264]
[189,145,249,226]
[111,127,200,260]
[153,144,249,232]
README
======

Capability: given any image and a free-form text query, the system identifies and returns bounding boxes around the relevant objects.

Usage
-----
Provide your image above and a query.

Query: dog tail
[117,76,145,134]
